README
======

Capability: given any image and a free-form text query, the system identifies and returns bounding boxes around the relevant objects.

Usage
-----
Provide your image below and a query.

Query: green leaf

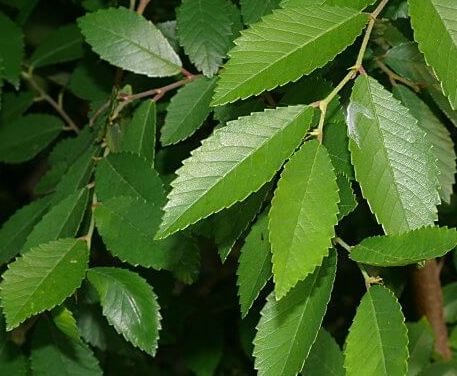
[348,75,439,234]
[0,238,89,330]
[270,140,339,299]
[87,267,161,355]
[31,317,102,376]
[120,100,156,164]
[161,77,216,145]
[52,306,82,342]
[301,329,344,376]
[193,183,269,261]
[344,285,408,376]
[95,152,164,202]
[213,97,266,127]
[78,7,181,77]
[443,282,457,324]
[0,12,23,86]
[409,0,457,109]
[211,5,368,105]
[240,0,281,25]
[157,105,314,239]
[323,121,354,179]
[336,173,357,219]
[30,24,84,68]
[0,314,27,376]
[427,84,457,128]
[22,188,90,253]
[0,91,34,124]
[393,85,456,203]
[237,213,272,317]
[350,226,457,266]
[0,196,52,264]
[68,62,112,101]
[0,114,63,163]
[419,362,457,376]
[407,319,434,376]
[282,0,375,9]
[95,196,194,273]
[253,252,336,376]
[177,0,236,77]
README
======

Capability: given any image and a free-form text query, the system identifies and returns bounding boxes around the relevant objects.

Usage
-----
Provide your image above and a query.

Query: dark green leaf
[407,318,434,376]
[240,0,281,25]
[0,12,23,86]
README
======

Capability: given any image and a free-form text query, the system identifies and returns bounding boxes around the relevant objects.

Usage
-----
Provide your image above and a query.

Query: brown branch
[22,72,79,134]
[136,0,151,15]
[411,260,452,360]
[375,58,421,92]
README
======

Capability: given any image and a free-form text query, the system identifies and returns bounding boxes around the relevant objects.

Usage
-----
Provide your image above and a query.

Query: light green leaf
[161,77,216,145]
[240,0,281,25]
[31,317,102,376]
[87,267,161,355]
[52,306,81,342]
[95,196,194,273]
[344,285,408,376]
[301,329,344,376]
[0,196,52,264]
[0,12,23,86]
[0,114,63,163]
[95,152,164,202]
[78,7,181,77]
[270,140,339,299]
[30,24,83,68]
[407,318,434,376]
[350,226,457,266]
[157,105,314,239]
[336,173,357,219]
[211,5,368,105]
[237,214,272,318]
[393,85,456,203]
[0,238,89,330]
[177,0,236,77]
[120,100,156,164]
[253,252,336,376]
[22,188,90,253]
[409,0,457,109]
[348,75,439,234]
[281,0,375,9]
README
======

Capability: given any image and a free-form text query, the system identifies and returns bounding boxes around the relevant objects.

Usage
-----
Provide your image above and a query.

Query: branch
[375,58,421,92]
[21,72,79,134]
[136,0,151,15]
[315,0,390,143]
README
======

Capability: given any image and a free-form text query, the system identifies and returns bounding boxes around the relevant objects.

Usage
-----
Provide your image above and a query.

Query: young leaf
[407,319,434,376]
[30,24,84,68]
[0,12,23,86]
[177,0,235,77]
[211,5,368,105]
[393,85,456,204]
[0,196,52,264]
[120,100,156,164]
[0,114,63,163]
[52,306,82,342]
[95,152,164,202]
[157,105,314,239]
[240,0,281,25]
[87,267,161,356]
[344,285,408,376]
[0,238,89,330]
[22,188,90,253]
[253,252,336,376]
[95,196,191,272]
[301,329,344,376]
[270,140,339,299]
[350,226,457,266]
[348,75,439,234]
[237,214,272,318]
[78,7,182,77]
[161,77,216,146]
[31,317,102,376]
[409,0,457,109]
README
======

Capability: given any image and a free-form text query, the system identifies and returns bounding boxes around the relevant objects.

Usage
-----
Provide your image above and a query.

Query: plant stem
[136,0,151,15]
[412,260,452,360]
[375,58,421,92]
[315,0,389,143]
[21,72,79,134]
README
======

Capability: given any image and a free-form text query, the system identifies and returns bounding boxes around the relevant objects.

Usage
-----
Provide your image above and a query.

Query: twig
[89,100,110,128]
[375,58,421,92]
[136,0,151,15]
[21,72,79,134]
[315,0,390,143]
